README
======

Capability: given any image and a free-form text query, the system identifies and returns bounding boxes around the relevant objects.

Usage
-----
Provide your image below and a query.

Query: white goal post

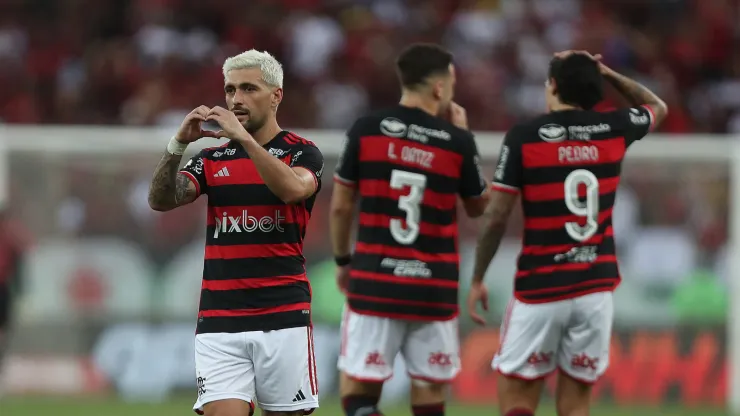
[1,125,739,411]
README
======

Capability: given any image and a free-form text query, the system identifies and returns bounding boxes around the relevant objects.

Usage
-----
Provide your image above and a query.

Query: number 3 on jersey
[390,169,427,245]
[564,169,600,242]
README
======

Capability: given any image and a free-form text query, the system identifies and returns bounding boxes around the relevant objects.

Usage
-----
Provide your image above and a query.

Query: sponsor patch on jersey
[538,123,567,143]
[494,145,509,180]
[629,108,650,125]
[380,117,408,138]
[268,147,288,157]
[568,123,611,141]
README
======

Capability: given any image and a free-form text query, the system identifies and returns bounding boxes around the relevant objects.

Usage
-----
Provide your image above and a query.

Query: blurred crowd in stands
[0,0,738,132]
[0,0,736,324]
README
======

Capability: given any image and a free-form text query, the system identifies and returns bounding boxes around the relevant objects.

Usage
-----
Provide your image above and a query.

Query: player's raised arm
[147,156,197,211]
[601,66,668,128]
[555,51,668,123]
[148,106,219,211]
[206,106,322,204]
[555,50,668,128]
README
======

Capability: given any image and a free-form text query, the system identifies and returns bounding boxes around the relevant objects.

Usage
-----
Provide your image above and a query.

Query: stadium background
[0,0,736,415]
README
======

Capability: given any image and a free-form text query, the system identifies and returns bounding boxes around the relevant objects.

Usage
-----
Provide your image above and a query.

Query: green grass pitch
[0,397,729,416]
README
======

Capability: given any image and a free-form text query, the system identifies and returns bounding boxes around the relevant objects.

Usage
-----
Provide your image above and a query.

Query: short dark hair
[396,43,453,89]
[549,54,603,110]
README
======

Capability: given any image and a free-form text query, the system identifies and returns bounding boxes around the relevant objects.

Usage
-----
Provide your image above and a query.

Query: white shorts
[337,306,460,383]
[492,291,613,383]
[193,326,319,414]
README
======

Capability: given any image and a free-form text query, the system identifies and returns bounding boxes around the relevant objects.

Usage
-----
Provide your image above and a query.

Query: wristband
[335,254,352,266]
[167,136,188,155]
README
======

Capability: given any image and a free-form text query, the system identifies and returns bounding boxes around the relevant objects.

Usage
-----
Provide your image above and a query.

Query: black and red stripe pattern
[493,107,654,303]
[515,139,624,302]
[179,131,323,334]
[335,106,487,321]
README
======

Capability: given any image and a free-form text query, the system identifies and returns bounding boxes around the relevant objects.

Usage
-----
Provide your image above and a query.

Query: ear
[549,78,558,95]
[272,88,284,109]
[432,80,444,100]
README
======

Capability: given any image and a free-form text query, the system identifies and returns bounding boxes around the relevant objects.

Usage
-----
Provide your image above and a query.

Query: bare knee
[555,371,592,416]
[497,373,545,415]
[339,371,383,398]
[202,399,254,416]
[409,379,447,405]
[340,372,384,415]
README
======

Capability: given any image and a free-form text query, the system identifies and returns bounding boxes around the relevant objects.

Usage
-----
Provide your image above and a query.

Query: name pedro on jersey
[558,145,599,164]
[387,143,434,168]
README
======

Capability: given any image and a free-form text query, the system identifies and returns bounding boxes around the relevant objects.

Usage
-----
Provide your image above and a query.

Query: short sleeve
[458,132,488,198]
[615,105,656,145]
[334,120,362,187]
[491,127,524,194]
[179,151,208,196]
[290,142,325,193]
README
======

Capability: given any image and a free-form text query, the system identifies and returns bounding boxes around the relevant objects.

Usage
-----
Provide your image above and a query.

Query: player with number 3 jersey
[330,44,490,416]
[468,51,668,416]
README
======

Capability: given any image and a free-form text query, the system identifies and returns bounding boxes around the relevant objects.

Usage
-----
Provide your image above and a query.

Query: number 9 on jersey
[564,169,600,242]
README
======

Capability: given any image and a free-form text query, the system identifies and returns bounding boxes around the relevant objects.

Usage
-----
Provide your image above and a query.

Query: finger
[211,106,227,116]
[200,129,225,138]
[481,295,489,311]
[206,107,223,118]
[186,110,206,120]
[593,54,603,61]
[195,105,210,117]
[470,312,486,326]
[205,114,222,123]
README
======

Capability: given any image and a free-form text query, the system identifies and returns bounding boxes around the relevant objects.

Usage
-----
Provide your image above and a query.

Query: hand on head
[553,50,611,75]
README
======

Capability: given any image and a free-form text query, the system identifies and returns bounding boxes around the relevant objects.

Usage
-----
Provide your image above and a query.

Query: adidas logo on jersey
[292,389,306,402]
[213,167,230,177]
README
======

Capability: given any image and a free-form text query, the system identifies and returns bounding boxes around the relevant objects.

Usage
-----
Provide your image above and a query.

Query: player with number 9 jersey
[468,51,669,416]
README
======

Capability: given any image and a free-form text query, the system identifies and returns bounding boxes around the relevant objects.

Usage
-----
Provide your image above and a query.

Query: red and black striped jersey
[179,131,324,334]
[335,105,487,321]
[493,105,656,303]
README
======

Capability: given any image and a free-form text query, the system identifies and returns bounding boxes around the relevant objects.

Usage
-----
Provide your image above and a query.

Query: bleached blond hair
[222,50,284,88]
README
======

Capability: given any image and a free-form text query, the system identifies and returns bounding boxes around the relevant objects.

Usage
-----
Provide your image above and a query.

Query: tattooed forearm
[472,225,508,284]
[148,151,190,211]
[174,174,190,204]
[603,70,663,108]
[472,200,513,283]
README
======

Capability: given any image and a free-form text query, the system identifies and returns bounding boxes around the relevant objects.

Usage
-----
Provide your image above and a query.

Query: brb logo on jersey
[629,107,650,125]
[213,210,286,238]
